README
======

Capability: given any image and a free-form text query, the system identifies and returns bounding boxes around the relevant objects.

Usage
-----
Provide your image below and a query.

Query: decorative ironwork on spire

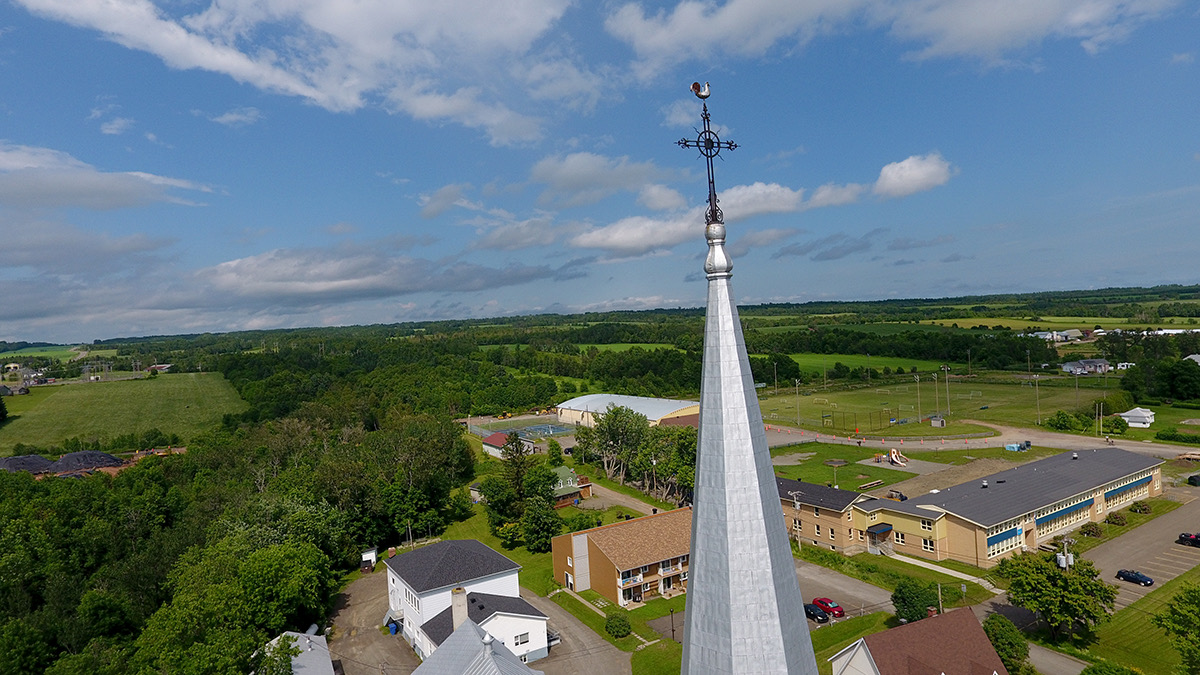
[677,83,737,227]
[677,83,739,280]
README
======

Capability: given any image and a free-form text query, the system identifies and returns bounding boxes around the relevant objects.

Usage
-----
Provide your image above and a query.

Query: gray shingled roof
[412,620,542,675]
[422,592,546,646]
[48,451,123,473]
[904,448,1161,527]
[384,540,520,593]
[775,476,862,511]
[556,394,697,421]
[0,455,54,473]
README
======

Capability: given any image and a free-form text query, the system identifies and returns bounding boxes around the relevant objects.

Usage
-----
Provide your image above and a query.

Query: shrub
[1104,512,1128,526]
[891,578,939,623]
[983,614,1031,675]
[1102,416,1129,435]
[1156,428,1200,445]
[1129,501,1152,514]
[604,612,631,638]
[1046,410,1083,432]
[1080,522,1103,537]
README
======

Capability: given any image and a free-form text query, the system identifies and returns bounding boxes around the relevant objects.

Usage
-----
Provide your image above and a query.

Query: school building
[782,448,1162,568]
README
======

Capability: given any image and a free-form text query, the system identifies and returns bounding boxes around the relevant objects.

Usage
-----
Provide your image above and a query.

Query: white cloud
[14,0,570,144]
[570,212,699,258]
[720,182,804,218]
[419,183,474,218]
[873,152,954,198]
[1172,52,1195,64]
[726,227,799,258]
[662,99,700,127]
[0,141,213,209]
[100,116,135,134]
[807,182,867,208]
[531,152,673,207]
[211,106,262,127]
[638,184,687,211]
[606,0,1181,76]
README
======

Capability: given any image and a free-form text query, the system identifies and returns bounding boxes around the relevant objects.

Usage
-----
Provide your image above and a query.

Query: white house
[1186,354,1200,366]
[412,615,542,675]
[384,540,549,663]
[262,632,335,675]
[1118,407,1156,428]
[481,431,533,458]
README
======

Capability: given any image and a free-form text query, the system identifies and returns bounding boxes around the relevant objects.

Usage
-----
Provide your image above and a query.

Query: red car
[811,597,845,618]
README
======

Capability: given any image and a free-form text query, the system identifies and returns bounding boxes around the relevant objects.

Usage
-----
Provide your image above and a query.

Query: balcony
[619,574,643,588]
[659,564,683,576]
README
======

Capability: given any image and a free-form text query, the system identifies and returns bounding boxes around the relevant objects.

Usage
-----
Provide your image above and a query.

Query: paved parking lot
[1084,488,1200,610]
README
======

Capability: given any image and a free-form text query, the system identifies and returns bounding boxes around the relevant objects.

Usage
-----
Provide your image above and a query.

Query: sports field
[787,353,951,374]
[760,376,1116,436]
[0,373,247,455]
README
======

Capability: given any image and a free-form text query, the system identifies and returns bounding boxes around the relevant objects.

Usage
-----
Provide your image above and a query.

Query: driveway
[585,482,656,516]
[521,589,631,675]
[1084,487,1200,610]
[327,568,419,675]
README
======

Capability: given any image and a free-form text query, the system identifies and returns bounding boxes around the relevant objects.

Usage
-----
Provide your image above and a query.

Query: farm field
[0,345,81,362]
[0,373,247,455]
[786,352,951,374]
[924,316,1199,331]
[756,323,959,335]
[759,376,1120,436]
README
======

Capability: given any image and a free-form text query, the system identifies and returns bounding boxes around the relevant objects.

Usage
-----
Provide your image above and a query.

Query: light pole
[1035,374,1041,425]
[968,348,971,377]
[914,374,921,422]
[933,372,939,414]
[942,365,951,416]
[795,378,802,426]
[774,361,778,395]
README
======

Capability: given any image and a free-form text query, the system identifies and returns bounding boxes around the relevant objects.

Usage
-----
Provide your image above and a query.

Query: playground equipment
[889,448,909,466]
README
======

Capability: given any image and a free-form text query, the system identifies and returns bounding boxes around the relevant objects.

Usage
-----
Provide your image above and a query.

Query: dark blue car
[1116,569,1153,586]
[804,604,829,623]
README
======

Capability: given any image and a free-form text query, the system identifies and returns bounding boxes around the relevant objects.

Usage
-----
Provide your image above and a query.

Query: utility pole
[937,583,943,614]
[942,364,951,416]
[1026,349,1031,376]
[968,348,971,377]
[774,361,778,395]
[933,373,939,414]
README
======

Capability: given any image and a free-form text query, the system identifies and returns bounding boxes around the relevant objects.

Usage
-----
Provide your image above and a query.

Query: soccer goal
[899,404,914,411]
[970,390,983,398]
[813,398,829,405]
[875,388,890,394]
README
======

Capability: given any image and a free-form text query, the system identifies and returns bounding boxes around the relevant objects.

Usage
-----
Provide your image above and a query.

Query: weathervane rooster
[690,81,710,99]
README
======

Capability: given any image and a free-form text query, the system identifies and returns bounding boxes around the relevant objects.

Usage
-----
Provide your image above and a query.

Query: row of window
[987,531,1023,558]
[893,532,936,552]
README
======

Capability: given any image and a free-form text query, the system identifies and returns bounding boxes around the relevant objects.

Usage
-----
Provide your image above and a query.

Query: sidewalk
[887,552,1002,593]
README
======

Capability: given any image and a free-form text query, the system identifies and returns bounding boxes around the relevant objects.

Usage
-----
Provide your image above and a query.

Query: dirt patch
[1181,419,1200,426]
[867,457,1040,498]
[771,451,816,466]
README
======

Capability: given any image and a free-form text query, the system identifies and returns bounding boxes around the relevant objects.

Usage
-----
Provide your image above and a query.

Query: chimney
[482,633,495,654]
[452,587,468,629]
[981,480,988,488]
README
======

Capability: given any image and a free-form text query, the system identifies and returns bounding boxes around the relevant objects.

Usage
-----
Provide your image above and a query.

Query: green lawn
[770,443,913,491]
[441,507,558,595]
[814,612,894,675]
[0,373,247,455]
[797,546,994,607]
[1084,561,1200,672]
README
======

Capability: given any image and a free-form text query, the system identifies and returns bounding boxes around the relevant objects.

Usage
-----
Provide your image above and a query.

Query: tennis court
[503,423,573,438]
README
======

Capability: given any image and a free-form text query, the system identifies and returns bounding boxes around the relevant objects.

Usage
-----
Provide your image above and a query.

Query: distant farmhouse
[550,466,591,507]
[1061,358,1110,375]
[552,507,690,608]
[384,540,551,663]
[555,394,698,429]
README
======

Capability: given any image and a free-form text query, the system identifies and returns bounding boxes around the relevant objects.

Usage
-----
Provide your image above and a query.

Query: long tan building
[551,508,690,607]
[555,394,698,428]
[778,448,1162,568]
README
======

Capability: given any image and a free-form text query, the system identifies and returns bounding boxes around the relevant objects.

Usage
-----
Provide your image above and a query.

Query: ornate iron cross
[677,89,737,226]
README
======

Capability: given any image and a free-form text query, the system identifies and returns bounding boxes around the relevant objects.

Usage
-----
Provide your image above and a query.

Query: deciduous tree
[891,578,938,623]
[999,551,1116,639]
[521,496,562,554]
[982,613,1032,675]
[1152,582,1200,674]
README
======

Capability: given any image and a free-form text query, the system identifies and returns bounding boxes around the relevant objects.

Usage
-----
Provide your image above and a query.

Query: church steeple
[678,84,819,675]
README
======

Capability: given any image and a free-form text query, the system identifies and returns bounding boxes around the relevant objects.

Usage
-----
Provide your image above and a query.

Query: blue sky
[1,0,1198,343]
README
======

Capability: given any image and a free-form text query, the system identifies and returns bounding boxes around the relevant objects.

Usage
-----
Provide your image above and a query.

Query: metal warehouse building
[555,393,699,428]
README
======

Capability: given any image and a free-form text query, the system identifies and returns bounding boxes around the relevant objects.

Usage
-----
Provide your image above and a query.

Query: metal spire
[677,83,818,675]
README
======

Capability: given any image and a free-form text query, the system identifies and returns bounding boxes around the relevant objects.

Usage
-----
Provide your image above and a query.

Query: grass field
[0,373,247,455]
[759,376,1122,437]
[786,353,952,374]
[0,345,81,362]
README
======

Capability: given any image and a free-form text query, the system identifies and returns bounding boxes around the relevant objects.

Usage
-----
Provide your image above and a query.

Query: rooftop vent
[981,480,989,489]
[997,479,1006,484]
[1073,452,1079,460]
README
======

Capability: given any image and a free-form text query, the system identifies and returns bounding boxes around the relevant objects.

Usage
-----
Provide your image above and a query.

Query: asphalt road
[522,589,632,675]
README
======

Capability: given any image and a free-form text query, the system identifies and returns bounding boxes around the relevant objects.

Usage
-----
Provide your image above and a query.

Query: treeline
[0,413,475,674]
[1098,332,1200,402]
